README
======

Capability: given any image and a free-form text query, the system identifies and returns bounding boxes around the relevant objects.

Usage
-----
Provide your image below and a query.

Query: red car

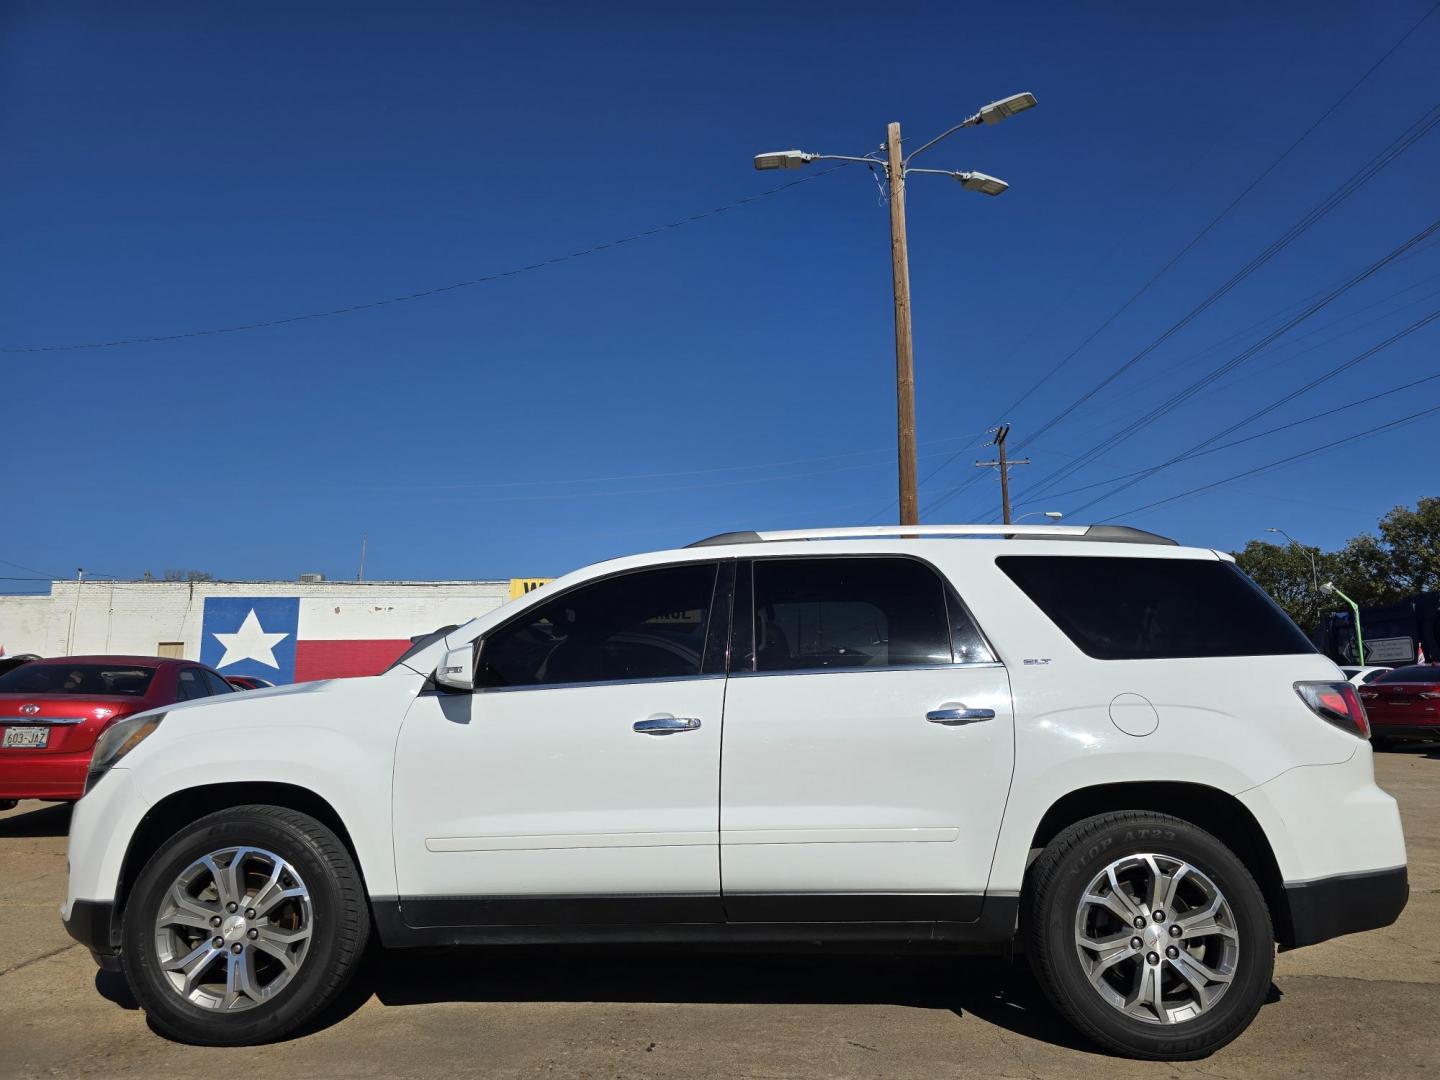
[1358,663,1440,747]
[0,655,236,808]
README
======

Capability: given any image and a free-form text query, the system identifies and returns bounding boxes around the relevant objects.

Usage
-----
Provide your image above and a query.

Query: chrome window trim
[468,672,729,696]
[729,660,1006,680]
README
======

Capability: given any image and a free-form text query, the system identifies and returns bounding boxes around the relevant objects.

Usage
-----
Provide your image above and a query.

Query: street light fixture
[1266,526,1320,594]
[958,170,1009,196]
[1014,510,1064,523]
[752,91,1038,525]
[979,91,1039,125]
[753,150,816,170]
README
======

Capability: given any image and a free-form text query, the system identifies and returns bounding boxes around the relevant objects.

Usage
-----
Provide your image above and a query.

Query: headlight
[85,712,166,794]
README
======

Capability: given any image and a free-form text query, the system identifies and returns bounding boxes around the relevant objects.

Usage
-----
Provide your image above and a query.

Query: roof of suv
[686,524,1178,547]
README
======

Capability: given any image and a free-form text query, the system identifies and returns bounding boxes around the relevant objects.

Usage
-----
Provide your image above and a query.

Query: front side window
[476,562,720,688]
[750,557,959,672]
[996,555,1316,660]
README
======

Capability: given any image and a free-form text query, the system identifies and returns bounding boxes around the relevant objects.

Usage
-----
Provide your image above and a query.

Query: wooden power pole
[885,122,919,527]
[975,424,1030,524]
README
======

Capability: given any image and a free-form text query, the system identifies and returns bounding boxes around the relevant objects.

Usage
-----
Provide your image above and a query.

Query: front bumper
[62,898,121,969]
[1284,865,1408,949]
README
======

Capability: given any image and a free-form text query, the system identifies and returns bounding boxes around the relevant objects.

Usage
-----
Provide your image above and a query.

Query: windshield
[385,625,461,672]
[0,663,156,696]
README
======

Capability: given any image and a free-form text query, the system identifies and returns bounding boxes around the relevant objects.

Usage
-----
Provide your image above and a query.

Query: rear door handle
[926,706,995,726]
[633,716,702,735]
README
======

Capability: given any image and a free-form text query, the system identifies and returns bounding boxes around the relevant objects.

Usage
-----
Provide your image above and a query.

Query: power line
[1,167,848,354]
[1098,401,1440,522]
[1051,242,1440,443]
[1012,367,1440,510]
[1064,304,1440,515]
[921,102,1440,520]
[1001,214,1440,515]
[1017,103,1440,454]
[990,0,1440,426]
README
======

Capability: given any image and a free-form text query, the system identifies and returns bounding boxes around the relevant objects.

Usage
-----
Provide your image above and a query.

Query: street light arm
[903,116,981,165]
[811,153,888,166]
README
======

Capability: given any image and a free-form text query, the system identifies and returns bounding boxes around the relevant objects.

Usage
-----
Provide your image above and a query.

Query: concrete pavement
[3,748,1438,1079]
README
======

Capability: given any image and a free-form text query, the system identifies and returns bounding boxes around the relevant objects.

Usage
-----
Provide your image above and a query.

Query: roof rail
[686,524,1177,547]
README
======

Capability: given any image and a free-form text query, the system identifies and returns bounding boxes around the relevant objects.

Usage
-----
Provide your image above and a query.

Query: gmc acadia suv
[61,524,1408,1059]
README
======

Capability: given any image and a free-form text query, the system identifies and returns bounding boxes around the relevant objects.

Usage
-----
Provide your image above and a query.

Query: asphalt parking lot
[3,749,1438,1080]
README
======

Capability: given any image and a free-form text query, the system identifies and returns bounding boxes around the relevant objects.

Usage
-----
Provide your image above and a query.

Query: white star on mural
[212,609,289,670]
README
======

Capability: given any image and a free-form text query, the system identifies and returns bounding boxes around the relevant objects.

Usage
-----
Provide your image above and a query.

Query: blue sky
[3,0,1438,590]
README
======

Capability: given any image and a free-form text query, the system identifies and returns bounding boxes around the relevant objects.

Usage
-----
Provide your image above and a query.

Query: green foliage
[1232,497,1440,631]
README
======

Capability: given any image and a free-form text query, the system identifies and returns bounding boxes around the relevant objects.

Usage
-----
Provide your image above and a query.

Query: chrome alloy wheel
[153,846,314,1011]
[1074,853,1239,1025]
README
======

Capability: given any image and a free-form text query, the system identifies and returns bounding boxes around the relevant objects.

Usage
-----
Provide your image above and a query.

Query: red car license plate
[1,726,49,749]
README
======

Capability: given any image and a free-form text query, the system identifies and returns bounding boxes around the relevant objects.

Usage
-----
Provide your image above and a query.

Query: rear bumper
[1283,865,1408,949]
[0,751,90,800]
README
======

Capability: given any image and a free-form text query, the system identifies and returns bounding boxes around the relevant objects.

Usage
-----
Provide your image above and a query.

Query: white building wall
[0,580,513,662]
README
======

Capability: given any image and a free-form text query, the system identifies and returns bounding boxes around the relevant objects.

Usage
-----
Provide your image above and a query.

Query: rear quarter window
[996,555,1316,660]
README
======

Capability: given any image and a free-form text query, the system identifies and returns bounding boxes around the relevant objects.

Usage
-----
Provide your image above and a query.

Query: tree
[1375,497,1440,596]
[1233,497,1436,634]
[1233,540,1326,629]
[161,569,213,582]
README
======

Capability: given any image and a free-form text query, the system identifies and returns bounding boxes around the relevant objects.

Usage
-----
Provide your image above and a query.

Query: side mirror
[434,644,476,692]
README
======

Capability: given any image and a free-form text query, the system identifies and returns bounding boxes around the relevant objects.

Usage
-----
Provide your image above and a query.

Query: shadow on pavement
[96,969,139,1010]
[352,948,1104,1052]
[0,801,72,838]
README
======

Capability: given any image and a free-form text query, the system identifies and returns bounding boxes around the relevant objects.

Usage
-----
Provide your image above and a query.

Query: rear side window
[996,555,1315,660]
[750,557,984,672]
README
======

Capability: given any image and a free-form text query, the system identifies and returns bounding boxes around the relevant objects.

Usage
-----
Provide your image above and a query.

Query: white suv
[62,524,1407,1059]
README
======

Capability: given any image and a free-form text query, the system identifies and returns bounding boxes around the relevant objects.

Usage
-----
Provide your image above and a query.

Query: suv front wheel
[1026,811,1274,1060]
[121,804,370,1045]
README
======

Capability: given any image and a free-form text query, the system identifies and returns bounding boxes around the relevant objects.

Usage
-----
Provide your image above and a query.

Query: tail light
[1295,681,1370,739]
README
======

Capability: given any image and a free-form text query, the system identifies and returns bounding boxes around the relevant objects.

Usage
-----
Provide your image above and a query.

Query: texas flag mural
[200,597,412,684]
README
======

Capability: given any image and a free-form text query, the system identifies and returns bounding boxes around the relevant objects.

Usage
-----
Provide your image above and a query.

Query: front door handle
[633,715,702,735]
[926,705,996,726]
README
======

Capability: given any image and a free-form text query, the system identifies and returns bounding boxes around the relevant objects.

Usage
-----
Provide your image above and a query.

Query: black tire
[122,804,370,1045]
[1025,811,1274,1060]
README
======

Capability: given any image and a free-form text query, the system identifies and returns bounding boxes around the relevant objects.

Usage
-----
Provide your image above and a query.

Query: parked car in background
[0,656,236,809]
[223,675,275,691]
[62,524,1406,1058]
[0,653,41,677]
[1339,665,1391,686]
[1358,664,1440,747]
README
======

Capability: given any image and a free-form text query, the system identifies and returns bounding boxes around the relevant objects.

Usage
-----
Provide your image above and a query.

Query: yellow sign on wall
[508,578,553,600]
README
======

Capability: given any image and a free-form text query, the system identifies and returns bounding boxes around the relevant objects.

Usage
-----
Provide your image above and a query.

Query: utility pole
[975,424,1030,524]
[752,91,1036,527]
[357,535,368,582]
[886,122,919,526]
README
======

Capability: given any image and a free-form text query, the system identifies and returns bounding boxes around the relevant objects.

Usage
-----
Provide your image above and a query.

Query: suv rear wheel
[121,804,370,1045]
[1026,811,1273,1060]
